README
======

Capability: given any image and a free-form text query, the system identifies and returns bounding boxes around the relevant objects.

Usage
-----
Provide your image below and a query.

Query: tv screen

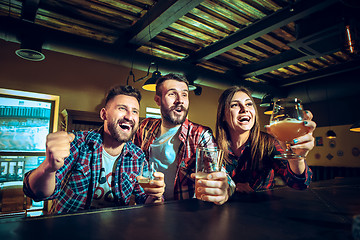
[0,94,56,154]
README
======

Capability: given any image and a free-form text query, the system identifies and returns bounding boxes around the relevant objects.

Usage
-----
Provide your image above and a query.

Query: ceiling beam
[235,49,307,78]
[183,0,339,63]
[115,0,204,47]
[236,48,341,79]
[0,16,283,98]
[280,58,360,87]
[234,23,343,79]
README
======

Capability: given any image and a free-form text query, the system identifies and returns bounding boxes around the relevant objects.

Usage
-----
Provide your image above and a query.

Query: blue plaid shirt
[23,128,147,214]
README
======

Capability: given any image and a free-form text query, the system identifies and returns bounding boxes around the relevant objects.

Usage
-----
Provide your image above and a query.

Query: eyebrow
[231,98,252,103]
[116,104,139,112]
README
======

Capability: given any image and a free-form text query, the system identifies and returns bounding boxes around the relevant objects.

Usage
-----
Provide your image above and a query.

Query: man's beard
[107,119,138,143]
[161,103,188,126]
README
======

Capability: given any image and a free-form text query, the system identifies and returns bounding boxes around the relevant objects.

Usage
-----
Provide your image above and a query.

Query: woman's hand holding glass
[288,110,316,158]
[266,98,316,160]
[137,161,165,203]
[277,110,316,175]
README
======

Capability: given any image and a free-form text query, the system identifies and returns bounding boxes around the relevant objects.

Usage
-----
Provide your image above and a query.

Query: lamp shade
[15,38,45,61]
[260,94,273,107]
[350,121,360,132]
[264,105,273,115]
[15,49,45,61]
[187,79,197,91]
[264,102,274,115]
[188,84,197,91]
[142,70,161,91]
[326,130,337,139]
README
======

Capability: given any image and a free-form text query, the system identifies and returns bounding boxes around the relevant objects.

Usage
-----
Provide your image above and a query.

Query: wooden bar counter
[1,178,359,240]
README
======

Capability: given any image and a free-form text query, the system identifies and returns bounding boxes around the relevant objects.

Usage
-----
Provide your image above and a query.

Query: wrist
[40,160,57,175]
[287,158,305,163]
[145,195,164,204]
[288,159,306,175]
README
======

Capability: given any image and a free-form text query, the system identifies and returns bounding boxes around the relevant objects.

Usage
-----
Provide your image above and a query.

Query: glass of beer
[269,98,307,160]
[195,147,223,200]
[138,160,156,189]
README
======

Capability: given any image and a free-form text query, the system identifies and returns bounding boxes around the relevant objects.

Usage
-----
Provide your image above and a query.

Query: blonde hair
[215,86,275,170]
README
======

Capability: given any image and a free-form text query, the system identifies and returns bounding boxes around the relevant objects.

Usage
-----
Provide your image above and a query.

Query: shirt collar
[228,139,250,156]
[85,126,104,150]
[178,118,190,143]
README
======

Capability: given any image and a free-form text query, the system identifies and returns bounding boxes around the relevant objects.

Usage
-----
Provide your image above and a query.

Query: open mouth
[173,106,184,113]
[119,123,132,131]
[238,116,251,123]
[175,108,182,113]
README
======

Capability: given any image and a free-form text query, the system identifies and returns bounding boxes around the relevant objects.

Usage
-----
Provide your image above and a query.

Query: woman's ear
[100,108,106,121]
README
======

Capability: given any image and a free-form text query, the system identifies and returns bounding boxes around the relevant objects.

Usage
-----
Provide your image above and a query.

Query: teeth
[120,123,131,130]
[239,116,250,122]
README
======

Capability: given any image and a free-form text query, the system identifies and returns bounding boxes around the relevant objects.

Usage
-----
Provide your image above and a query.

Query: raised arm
[266,110,316,175]
[27,131,75,199]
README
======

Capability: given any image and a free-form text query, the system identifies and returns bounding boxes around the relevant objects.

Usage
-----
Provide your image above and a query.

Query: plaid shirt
[23,128,147,214]
[225,135,312,191]
[134,118,235,200]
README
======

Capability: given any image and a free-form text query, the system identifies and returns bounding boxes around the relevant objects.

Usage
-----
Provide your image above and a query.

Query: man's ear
[154,95,161,107]
[100,108,106,121]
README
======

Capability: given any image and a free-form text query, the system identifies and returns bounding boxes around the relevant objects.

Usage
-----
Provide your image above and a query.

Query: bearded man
[134,73,234,204]
[24,85,164,214]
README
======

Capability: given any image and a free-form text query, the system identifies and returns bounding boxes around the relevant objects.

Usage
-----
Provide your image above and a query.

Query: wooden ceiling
[0,0,360,100]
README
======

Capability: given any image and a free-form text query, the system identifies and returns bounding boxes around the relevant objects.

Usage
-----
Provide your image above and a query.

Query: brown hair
[155,73,189,96]
[105,85,141,106]
[215,86,275,170]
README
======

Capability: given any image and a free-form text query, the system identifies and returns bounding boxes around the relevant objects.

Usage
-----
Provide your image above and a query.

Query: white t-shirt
[149,125,181,201]
[91,149,120,208]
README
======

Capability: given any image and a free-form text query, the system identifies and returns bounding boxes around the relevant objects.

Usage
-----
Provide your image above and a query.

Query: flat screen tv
[0,88,59,156]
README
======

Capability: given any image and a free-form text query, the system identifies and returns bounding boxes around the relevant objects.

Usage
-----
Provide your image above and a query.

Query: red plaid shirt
[134,118,235,200]
[225,135,312,191]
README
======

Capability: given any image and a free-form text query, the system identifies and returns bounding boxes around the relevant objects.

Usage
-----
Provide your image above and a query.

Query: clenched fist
[45,131,75,173]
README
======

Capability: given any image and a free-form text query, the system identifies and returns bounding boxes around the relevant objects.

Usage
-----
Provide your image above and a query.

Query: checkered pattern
[23,128,147,214]
[134,118,235,200]
[225,134,312,191]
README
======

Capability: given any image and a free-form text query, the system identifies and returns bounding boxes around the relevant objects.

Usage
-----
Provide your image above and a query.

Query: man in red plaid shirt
[134,73,235,204]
